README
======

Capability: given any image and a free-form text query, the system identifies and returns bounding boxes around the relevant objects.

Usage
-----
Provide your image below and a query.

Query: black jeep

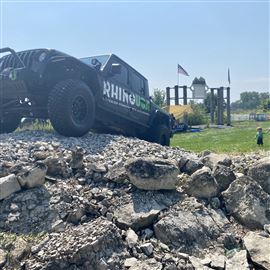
[0,48,171,145]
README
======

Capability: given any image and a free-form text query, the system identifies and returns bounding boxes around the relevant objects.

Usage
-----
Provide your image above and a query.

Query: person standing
[256,127,264,146]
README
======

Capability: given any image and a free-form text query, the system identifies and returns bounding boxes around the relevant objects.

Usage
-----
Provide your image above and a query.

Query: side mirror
[91,58,98,65]
[111,63,121,75]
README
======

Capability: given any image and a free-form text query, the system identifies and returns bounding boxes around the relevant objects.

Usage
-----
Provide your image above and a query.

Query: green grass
[171,121,270,154]
[17,120,53,132]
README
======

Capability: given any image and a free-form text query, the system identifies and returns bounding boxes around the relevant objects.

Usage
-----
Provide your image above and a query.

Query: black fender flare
[149,109,170,129]
[42,54,102,96]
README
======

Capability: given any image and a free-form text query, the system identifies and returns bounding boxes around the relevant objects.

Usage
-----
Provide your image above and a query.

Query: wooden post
[217,87,224,125]
[166,87,170,106]
[183,86,187,105]
[217,88,221,125]
[174,85,179,105]
[210,88,215,124]
[220,87,224,125]
[226,87,231,125]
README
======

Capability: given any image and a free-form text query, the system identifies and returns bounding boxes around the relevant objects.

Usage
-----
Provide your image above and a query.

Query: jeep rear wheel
[0,113,21,134]
[48,79,95,137]
[151,124,170,146]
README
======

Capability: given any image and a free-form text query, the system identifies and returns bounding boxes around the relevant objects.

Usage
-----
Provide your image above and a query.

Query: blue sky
[0,0,269,101]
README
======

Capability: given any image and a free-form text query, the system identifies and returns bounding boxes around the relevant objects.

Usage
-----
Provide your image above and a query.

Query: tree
[203,92,217,113]
[231,100,242,111]
[239,91,260,110]
[186,101,208,125]
[230,91,269,112]
[152,88,166,108]
[259,92,270,100]
[262,99,270,111]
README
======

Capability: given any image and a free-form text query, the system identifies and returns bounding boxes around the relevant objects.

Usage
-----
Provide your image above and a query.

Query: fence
[231,113,270,122]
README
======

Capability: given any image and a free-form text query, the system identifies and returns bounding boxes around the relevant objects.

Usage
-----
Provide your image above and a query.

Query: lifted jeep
[0,47,171,145]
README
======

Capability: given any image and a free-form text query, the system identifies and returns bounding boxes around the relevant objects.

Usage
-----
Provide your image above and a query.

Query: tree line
[231,91,270,112]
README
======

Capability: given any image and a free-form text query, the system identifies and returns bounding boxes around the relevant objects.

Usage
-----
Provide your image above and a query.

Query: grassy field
[171,121,270,154]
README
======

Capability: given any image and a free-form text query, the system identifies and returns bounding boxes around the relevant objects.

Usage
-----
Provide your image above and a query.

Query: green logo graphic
[9,70,17,81]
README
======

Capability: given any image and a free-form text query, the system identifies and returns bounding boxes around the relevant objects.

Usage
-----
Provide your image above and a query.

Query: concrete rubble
[0,130,269,269]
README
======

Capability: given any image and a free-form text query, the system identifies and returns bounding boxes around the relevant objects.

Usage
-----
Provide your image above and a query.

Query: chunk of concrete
[17,163,47,188]
[0,174,21,200]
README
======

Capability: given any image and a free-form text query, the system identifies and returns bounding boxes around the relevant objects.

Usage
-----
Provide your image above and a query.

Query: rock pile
[0,130,269,270]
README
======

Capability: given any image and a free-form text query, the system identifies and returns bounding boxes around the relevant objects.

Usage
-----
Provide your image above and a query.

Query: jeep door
[128,70,151,126]
[102,56,131,119]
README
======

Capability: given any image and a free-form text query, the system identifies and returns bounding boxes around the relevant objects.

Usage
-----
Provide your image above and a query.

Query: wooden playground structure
[165,79,231,125]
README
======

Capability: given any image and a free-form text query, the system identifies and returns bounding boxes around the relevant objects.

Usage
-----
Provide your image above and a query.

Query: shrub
[185,103,208,125]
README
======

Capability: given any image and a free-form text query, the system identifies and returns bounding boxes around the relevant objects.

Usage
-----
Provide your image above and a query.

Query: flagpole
[228,68,231,87]
[177,64,179,86]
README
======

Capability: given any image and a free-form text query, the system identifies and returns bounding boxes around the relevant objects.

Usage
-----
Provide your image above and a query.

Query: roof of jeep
[0,48,148,82]
[80,53,148,82]
[111,54,148,81]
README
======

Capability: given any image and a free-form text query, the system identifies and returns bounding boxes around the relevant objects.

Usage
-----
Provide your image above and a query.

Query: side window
[111,62,128,86]
[131,72,145,95]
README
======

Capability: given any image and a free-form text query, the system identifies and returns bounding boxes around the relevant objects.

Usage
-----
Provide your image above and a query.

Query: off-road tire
[48,79,95,137]
[0,114,21,134]
[151,124,170,146]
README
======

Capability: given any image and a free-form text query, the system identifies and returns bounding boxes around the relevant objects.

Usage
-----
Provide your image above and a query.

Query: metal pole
[174,85,179,105]
[166,87,170,106]
[210,88,215,124]
[226,87,231,125]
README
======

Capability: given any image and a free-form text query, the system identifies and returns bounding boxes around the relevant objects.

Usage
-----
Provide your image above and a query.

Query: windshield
[80,55,110,69]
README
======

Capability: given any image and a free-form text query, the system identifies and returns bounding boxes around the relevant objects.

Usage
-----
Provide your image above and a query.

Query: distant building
[256,114,268,121]
[249,112,256,120]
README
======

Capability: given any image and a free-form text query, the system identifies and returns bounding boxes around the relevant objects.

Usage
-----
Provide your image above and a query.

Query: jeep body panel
[0,48,171,143]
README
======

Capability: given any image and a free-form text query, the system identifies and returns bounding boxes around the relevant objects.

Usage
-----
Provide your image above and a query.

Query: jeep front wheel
[0,114,21,134]
[48,79,95,137]
[152,124,170,146]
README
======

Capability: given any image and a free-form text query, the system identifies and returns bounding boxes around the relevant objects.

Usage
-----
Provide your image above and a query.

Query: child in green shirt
[256,127,264,146]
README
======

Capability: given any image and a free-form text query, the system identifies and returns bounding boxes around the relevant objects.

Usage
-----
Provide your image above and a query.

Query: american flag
[177,64,189,76]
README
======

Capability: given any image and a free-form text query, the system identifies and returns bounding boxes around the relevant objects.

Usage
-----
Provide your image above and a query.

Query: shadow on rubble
[0,186,57,234]
[131,189,184,214]
[114,187,186,231]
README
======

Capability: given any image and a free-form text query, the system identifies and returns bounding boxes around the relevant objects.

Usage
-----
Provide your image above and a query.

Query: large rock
[178,156,204,175]
[243,231,270,269]
[184,167,219,198]
[114,190,182,231]
[248,157,270,194]
[210,255,225,270]
[25,217,127,270]
[125,158,179,190]
[200,153,231,169]
[222,176,270,229]
[10,238,31,261]
[212,164,236,192]
[126,228,138,248]
[154,198,230,256]
[0,249,7,268]
[17,163,47,188]
[124,257,138,268]
[44,157,71,178]
[226,250,249,270]
[0,174,21,200]
[129,259,162,270]
[104,160,129,183]
[69,147,84,169]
